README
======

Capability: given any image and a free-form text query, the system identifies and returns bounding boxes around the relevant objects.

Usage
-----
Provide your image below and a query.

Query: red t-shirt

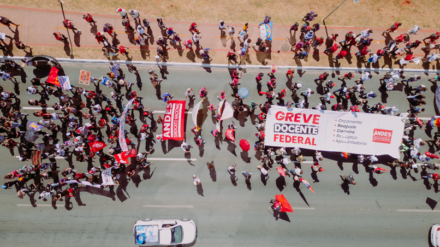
[119,46,126,53]
[85,14,93,22]
[360,47,368,55]
[331,44,338,52]
[319,73,327,80]
[433,174,439,181]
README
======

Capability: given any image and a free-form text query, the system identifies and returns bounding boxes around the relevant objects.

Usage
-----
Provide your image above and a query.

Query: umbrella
[237,87,250,99]
[276,167,286,177]
[300,178,315,193]
[274,194,293,213]
[239,139,250,151]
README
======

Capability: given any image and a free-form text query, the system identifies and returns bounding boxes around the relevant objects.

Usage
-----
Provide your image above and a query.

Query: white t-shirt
[260,167,268,175]
[129,9,139,18]
[361,72,370,81]
[219,21,226,29]
[413,138,422,149]
[181,142,189,152]
[118,8,127,17]
[136,25,145,35]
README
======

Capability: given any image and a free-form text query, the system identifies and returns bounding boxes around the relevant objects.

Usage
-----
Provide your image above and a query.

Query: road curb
[3,56,440,73]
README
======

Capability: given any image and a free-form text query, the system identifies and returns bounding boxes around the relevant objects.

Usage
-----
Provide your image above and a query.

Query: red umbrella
[274,194,294,213]
[276,167,286,177]
[239,139,250,151]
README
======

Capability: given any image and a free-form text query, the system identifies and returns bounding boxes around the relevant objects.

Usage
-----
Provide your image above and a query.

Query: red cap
[341,51,347,56]
[117,8,122,12]
[105,107,111,111]
[381,105,386,109]
[330,95,335,98]
[169,27,173,30]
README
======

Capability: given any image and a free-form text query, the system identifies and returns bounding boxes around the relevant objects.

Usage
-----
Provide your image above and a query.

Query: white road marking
[15,156,66,159]
[153,111,192,114]
[408,117,430,120]
[17,204,51,207]
[292,207,315,210]
[143,205,194,208]
[396,209,440,212]
[147,158,197,161]
[22,107,55,110]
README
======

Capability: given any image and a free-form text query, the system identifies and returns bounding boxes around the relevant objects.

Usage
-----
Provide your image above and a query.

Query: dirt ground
[2,0,440,29]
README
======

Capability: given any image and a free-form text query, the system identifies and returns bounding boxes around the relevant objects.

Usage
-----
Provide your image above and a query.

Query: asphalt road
[0,62,439,247]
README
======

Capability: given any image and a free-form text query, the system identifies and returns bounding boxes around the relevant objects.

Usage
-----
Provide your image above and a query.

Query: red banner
[162,100,186,141]
[46,67,61,87]
[90,141,107,152]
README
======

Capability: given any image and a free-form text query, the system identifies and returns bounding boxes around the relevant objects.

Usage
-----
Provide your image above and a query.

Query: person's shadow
[340,181,350,195]
[369,172,378,187]
[260,173,269,186]
[275,175,286,191]
[196,183,204,196]
[230,173,238,186]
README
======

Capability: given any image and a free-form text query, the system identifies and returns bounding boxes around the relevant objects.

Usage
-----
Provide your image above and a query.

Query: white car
[133,218,197,246]
[431,224,440,247]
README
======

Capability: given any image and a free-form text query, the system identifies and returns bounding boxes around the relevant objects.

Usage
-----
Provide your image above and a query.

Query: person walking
[83,13,96,25]
[116,8,129,19]
[340,175,356,185]
[129,9,140,22]
[242,170,252,180]
[53,32,67,42]
[181,139,192,154]
[192,175,201,185]
[0,16,19,29]
[63,19,81,34]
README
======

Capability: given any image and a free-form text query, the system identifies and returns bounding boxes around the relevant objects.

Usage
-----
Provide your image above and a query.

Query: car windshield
[170,226,182,244]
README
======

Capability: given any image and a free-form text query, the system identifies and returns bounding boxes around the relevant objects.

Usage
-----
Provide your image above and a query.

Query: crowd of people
[0,9,439,209]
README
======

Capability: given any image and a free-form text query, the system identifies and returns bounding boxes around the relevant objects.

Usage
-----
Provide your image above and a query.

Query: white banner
[58,76,72,90]
[101,168,114,186]
[192,100,203,127]
[264,107,404,158]
[119,99,135,152]
[215,100,234,131]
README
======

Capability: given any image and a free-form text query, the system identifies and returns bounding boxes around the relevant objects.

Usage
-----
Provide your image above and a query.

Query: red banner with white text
[162,100,186,141]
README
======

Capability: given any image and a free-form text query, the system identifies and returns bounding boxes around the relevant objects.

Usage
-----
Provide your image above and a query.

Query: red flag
[46,67,61,87]
[275,194,294,213]
[90,141,107,151]
[114,152,129,164]
[225,129,235,142]
[125,149,137,157]
[276,167,286,177]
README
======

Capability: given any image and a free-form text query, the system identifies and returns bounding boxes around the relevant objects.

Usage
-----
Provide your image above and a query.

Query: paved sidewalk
[0,4,438,68]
